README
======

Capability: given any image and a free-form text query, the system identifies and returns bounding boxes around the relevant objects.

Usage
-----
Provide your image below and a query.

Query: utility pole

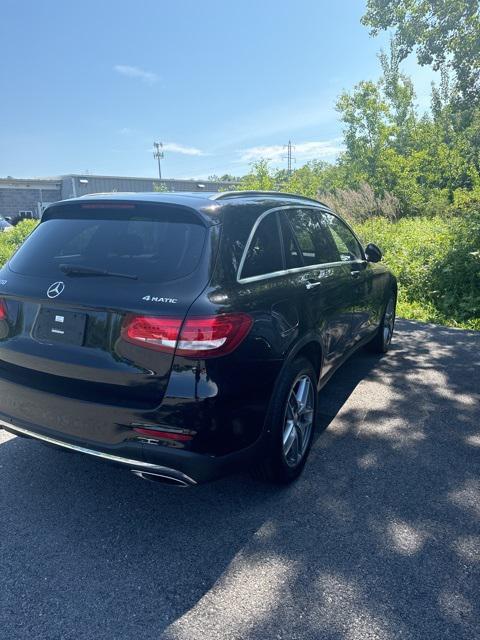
[153,142,164,180]
[282,140,296,175]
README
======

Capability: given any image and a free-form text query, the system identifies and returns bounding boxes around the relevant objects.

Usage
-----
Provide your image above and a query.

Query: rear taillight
[176,314,253,357]
[123,316,181,352]
[122,313,253,358]
[0,299,7,320]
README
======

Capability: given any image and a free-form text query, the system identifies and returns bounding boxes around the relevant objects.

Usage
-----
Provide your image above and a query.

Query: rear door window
[240,211,283,279]
[286,208,339,265]
[8,203,207,283]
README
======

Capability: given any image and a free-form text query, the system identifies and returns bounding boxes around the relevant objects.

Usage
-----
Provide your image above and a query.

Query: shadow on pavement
[1,320,479,640]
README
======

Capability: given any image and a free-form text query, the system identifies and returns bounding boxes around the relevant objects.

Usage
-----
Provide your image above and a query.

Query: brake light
[81,203,135,209]
[0,299,7,320]
[122,313,253,358]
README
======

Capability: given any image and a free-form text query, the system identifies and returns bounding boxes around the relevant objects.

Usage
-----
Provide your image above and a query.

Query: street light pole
[153,142,164,180]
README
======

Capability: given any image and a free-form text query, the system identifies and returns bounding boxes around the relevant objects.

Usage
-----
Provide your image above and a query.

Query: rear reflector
[122,313,253,358]
[0,299,7,320]
[133,428,193,442]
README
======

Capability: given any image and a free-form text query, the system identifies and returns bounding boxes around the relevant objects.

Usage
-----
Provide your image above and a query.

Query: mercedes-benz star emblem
[47,281,65,299]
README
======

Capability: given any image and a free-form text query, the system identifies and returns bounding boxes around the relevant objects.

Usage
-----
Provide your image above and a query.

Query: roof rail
[78,192,135,197]
[210,190,327,207]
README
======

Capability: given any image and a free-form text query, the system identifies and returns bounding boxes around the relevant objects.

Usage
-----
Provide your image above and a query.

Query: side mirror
[4,217,12,223]
[365,242,382,263]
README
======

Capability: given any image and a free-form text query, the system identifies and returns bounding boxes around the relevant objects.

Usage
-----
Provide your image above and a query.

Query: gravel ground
[1,319,479,640]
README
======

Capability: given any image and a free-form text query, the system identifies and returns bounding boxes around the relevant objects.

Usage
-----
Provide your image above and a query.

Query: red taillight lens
[123,316,182,352]
[0,299,7,320]
[177,314,253,357]
[122,313,253,358]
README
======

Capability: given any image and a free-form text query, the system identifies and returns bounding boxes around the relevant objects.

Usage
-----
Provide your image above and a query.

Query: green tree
[284,161,345,199]
[378,42,417,155]
[336,80,392,192]
[335,33,480,216]
[362,0,480,103]
[236,160,276,191]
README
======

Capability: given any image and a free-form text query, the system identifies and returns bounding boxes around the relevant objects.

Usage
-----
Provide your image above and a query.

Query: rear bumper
[0,413,267,485]
[0,419,197,486]
[0,356,276,484]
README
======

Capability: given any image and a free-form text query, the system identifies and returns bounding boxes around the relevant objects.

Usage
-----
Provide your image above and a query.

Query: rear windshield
[9,203,207,283]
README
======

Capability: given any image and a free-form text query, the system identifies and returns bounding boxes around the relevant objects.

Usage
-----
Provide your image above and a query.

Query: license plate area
[34,307,87,346]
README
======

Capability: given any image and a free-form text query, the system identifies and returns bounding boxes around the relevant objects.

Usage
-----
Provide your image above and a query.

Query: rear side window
[322,211,363,261]
[8,203,207,283]
[240,212,283,279]
[286,209,339,265]
[280,214,303,269]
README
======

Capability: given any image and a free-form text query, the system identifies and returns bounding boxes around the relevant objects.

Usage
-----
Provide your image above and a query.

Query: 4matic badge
[142,295,178,304]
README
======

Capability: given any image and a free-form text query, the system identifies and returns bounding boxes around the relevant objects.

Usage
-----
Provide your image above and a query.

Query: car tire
[253,356,317,484]
[368,292,396,354]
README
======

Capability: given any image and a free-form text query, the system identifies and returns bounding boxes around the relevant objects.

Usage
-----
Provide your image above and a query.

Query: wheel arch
[294,341,323,383]
[254,336,322,479]
[390,274,398,298]
[278,334,324,388]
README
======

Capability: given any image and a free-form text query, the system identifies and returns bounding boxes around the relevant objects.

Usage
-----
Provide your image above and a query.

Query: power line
[153,142,164,180]
[282,140,296,175]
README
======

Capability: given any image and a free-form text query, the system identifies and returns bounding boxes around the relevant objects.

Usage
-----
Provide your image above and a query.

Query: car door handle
[305,280,322,290]
[350,260,367,278]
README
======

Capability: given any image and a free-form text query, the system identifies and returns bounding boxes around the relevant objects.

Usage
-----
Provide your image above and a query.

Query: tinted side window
[286,209,339,265]
[241,212,283,279]
[280,213,303,269]
[322,212,363,261]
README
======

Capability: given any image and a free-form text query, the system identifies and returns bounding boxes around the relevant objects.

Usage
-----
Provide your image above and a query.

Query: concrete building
[0,174,237,221]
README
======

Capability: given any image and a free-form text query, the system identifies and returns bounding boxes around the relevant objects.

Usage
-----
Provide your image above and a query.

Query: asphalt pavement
[1,319,479,640]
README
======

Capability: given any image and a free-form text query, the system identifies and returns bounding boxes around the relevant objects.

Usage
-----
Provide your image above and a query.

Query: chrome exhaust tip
[131,469,191,487]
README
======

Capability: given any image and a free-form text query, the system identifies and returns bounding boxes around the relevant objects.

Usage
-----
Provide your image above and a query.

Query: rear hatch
[0,200,217,421]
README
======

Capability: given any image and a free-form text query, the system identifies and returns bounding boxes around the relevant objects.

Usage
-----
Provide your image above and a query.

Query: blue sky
[0,1,436,179]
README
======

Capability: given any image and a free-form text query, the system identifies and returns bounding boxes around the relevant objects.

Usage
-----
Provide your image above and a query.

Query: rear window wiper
[59,264,138,280]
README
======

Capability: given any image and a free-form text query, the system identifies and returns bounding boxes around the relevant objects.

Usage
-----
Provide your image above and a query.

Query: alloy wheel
[383,297,395,346]
[282,374,315,467]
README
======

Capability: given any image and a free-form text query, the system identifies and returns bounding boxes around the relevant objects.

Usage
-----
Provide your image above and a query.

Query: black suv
[0,191,396,485]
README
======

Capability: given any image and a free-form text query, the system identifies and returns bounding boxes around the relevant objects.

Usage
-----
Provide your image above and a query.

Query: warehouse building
[0,174,236,222]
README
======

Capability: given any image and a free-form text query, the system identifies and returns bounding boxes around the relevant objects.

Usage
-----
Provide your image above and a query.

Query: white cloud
[118,127,135,135]
[114,65,158,85]
[240,139,343,163]
[161,142,205,156]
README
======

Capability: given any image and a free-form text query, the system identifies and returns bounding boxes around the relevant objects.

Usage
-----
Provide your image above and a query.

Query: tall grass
[355,212,480,330]
[320,183,400,222]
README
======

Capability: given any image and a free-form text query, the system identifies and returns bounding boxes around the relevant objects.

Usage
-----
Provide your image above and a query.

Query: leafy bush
[0,220,38,266]
[355,209,480,329]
